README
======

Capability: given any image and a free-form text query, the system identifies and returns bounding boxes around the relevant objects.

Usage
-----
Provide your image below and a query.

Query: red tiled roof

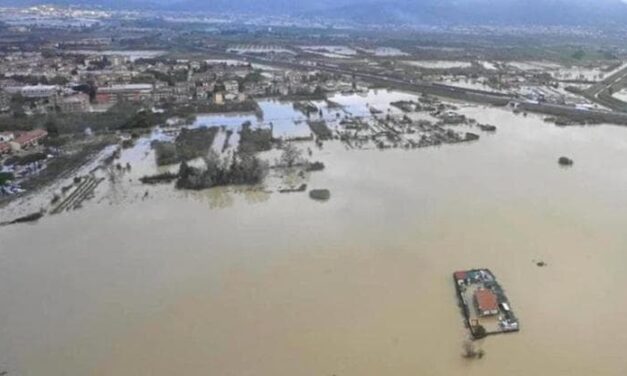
[454,271,467,280]
[14,129,47,146]
[475,289,498,311]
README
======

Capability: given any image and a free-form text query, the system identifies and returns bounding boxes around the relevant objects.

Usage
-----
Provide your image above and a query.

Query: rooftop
[14,129,48,145]
[475,288,498,312]
[99,84,153,92]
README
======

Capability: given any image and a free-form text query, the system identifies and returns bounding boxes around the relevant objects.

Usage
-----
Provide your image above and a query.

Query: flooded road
[2,105,627,375]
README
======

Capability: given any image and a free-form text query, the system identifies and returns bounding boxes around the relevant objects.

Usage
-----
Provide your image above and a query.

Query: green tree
[44,117,59,137]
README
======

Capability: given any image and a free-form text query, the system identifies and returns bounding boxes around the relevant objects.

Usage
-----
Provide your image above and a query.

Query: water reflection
[187,186,235,209]
[192,99,313,139]
[240,187,272,205]
[190,90,422,141]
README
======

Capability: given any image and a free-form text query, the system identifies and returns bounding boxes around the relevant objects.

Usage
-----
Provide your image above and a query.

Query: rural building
[474,288,499,317]
[11,129,48,150]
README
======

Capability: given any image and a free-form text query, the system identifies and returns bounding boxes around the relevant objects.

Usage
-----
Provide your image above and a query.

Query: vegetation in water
[176,150,268,190]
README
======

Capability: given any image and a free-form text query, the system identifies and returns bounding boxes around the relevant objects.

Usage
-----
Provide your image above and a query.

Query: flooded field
[403,60,473,69]
[2,103,627,375]
[191,89,417,140]
[192,99,313,140]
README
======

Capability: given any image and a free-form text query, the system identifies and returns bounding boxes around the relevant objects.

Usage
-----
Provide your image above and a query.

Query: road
[583,63,627,112]
[210,49,627,125]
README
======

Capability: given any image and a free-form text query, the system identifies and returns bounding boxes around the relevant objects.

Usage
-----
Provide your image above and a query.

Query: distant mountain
[306,0,627,27]
[163,0,356,14]
[0,0,162,8]
[2,0,627,27]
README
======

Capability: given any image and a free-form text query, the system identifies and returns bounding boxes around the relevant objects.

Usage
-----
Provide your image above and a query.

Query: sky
[2,0,626,27]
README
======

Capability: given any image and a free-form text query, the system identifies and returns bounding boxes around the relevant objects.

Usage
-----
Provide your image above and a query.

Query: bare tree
[280,142,302,168]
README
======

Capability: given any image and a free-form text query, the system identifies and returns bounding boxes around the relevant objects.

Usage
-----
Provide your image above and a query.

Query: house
[474,288,499,317]
[11,129,48,150]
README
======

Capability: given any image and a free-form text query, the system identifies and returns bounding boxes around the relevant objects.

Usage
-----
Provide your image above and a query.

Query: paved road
[583,64,627,111]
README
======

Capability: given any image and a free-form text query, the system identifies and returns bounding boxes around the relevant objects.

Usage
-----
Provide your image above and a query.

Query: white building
[224,80,239,94]
[0,132,15,142]
[20,85,59,99]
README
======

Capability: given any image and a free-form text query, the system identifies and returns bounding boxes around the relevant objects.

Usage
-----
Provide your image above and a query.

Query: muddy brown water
[2,105,627,375]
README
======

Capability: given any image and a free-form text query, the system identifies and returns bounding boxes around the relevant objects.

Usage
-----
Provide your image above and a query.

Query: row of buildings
[1,84,91,113]
[0,49,357,117]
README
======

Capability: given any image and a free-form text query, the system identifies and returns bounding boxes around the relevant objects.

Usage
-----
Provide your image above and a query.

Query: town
[3,5,627,222]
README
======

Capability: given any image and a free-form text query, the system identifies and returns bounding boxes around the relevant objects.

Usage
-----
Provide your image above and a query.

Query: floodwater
[328,89,416,117]
[3,104,627,375]
[193,99,313,139]
[191,89,413,139]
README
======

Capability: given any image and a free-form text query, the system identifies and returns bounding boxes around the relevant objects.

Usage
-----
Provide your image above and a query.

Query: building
[0,90,10,112]
[0,142,10,155]
[11,129,48,150]
[224,80,239,94]
[474,288,499,317]
[109,55,130,66]
[213,91,224,105]
[0,132,15,142]
[454,271,468,282]
[95,84,154,105]
[20,85,58,99]
[59,93,90,113]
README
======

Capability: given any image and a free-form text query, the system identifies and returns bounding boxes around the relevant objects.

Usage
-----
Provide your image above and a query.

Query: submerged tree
[176,150,268,190]
[280,142,303,168]
[462,340,485,359]
[472,324,487,339]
